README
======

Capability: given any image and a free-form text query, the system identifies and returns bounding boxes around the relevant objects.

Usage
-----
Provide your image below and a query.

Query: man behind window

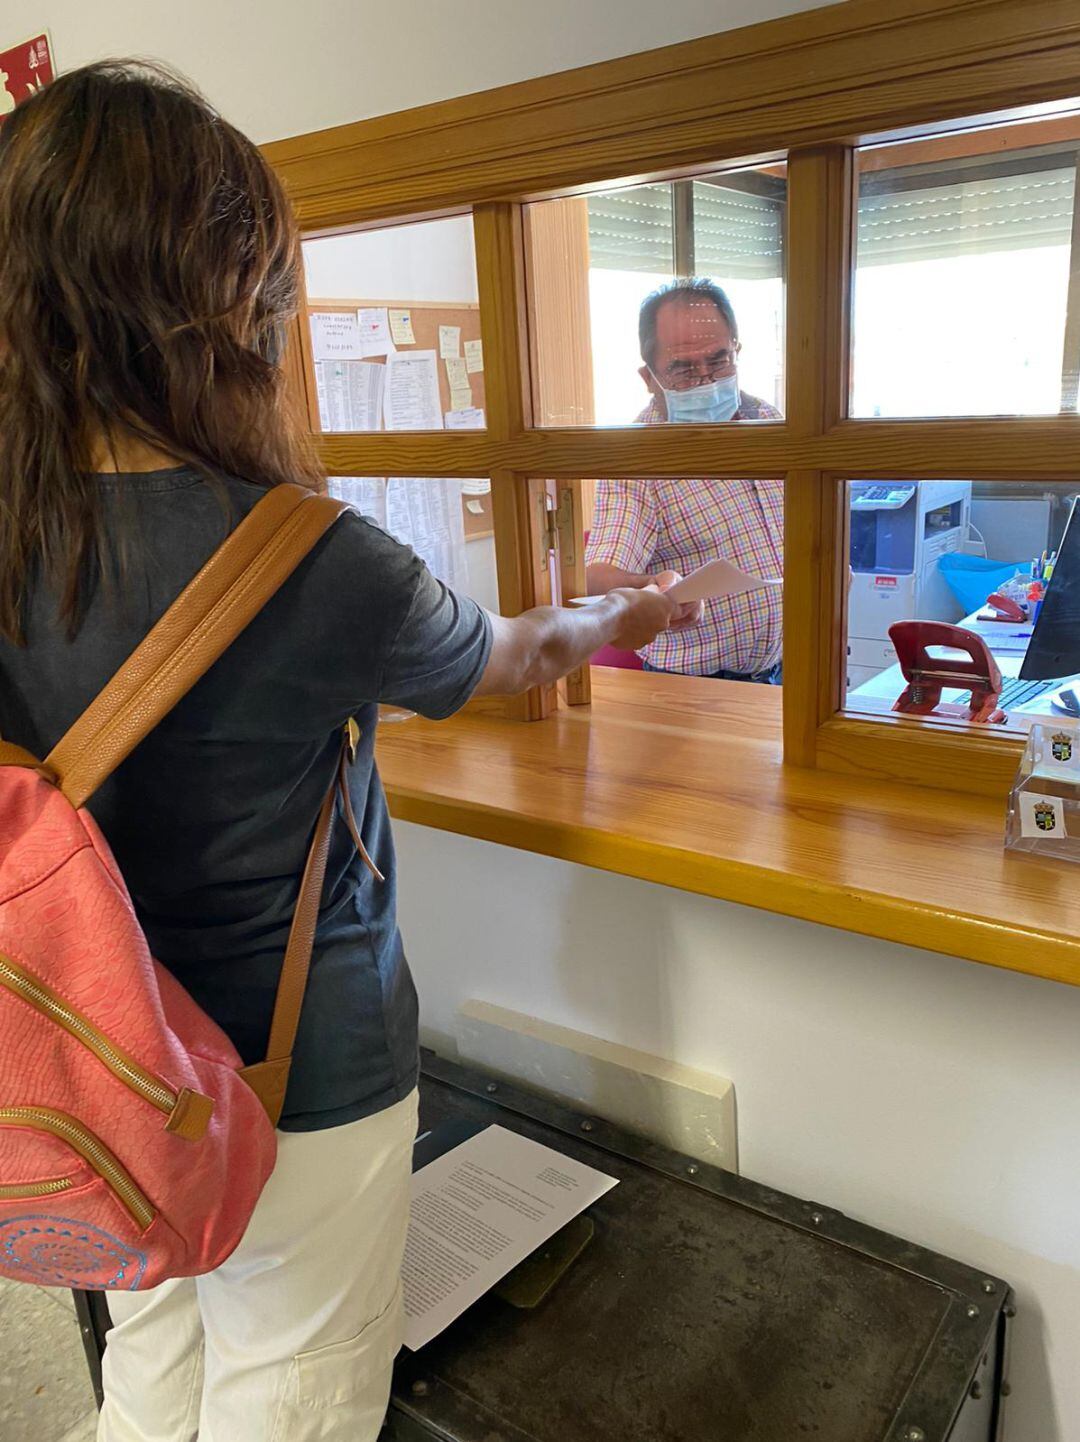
[585,278,784,683]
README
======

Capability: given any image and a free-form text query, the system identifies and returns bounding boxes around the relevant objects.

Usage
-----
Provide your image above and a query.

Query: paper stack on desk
[402,1125,617,1350]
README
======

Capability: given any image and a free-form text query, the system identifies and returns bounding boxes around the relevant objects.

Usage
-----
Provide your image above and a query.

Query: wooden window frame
[266,0,1080,797]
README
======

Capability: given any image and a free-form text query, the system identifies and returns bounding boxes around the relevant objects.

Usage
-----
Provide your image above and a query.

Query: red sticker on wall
[0,34,55,123]
[874,575,898,588]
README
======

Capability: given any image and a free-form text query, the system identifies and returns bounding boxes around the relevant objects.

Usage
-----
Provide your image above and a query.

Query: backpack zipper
[0,1176,73,1200]
[0,953,177,1116]
[0,1108,154,1229]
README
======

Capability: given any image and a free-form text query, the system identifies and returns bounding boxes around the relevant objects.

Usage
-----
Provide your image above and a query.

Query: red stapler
[985,592,1026,622]
[889,621,1007,724]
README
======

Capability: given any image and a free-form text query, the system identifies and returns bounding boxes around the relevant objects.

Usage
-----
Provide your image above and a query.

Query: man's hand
[652,570,705,632]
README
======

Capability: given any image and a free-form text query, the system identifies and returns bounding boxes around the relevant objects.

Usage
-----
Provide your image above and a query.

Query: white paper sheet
[402,1125,618,1350]
[309,312,366,361]
[356,307,395,358]
[314,360,385,431]
[384,350,444,430]
[666,558,783,603]
[327,477,387,525]
[387,477,468,589]
[464,339,484,374]
[327,477,468,590]
[439,324,461,358]
[445,407,485,430]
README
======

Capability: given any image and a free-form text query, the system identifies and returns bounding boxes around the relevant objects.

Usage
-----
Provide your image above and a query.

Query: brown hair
[0,60,322,643]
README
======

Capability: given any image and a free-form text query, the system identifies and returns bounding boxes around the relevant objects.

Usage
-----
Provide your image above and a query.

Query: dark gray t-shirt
[0,469,492,1130]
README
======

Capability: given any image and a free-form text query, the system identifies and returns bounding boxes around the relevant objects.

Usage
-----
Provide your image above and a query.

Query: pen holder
[1004,719,1080,863]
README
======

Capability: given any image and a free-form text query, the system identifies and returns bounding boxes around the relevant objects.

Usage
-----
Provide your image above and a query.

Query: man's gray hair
[638,278,738,370]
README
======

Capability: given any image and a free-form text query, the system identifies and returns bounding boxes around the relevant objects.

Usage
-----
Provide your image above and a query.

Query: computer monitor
[1020,497,1080,681]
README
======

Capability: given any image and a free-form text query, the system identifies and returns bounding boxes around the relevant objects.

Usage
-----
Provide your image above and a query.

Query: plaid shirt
[586,393,783,675]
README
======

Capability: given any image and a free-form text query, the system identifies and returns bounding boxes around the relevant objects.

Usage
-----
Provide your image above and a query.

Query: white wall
[1,0,829,145]
[303,219,479,304]
[11,1,1079,1436]
[397,822,1080,1442]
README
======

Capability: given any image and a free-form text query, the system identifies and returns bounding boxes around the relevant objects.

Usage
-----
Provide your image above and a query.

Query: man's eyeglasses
[656,347,740,391]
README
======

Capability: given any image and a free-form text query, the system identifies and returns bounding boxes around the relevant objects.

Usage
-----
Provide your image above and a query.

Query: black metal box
[76,1052,1013,1442]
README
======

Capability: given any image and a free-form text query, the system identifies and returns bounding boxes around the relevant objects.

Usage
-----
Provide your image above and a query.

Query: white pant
[98,1089,419,1442]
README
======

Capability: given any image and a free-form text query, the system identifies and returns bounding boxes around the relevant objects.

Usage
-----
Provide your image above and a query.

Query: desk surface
[377,668,1080,990]
[849,608,1080,716]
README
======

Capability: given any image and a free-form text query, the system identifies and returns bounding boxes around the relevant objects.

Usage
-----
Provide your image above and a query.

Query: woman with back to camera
[0,62,684,1442]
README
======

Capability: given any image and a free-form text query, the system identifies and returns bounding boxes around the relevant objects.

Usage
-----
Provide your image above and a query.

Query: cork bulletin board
[305,298,492,537]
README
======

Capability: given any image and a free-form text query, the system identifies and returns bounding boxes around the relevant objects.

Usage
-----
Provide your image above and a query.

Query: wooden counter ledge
[376,669,1080,989]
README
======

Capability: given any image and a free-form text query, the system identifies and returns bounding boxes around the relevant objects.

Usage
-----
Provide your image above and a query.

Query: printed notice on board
[327,477,467,589]
[464,339,484,373]
[387,478,468,590]
[402,1125,618,1350]
[439,325,461,359]
[384,351,443,430]
[314,360,385,431]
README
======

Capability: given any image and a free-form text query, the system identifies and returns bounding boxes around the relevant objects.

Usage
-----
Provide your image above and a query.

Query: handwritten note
[445,407,486,430]
[445,356,469,392]
[357,307,394,358]
[465,339,484,373]
[389,308,416,345]
[309,312,366,361]
[439,325,461,359]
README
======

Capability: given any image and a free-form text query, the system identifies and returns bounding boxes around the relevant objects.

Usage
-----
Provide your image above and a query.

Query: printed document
[402,1125,618,1350]
[327,476,468,590]
[385,350,443,430]
[314,360,385,431]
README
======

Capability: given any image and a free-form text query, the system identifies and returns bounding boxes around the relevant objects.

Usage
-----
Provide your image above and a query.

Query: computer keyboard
[997,677,1055,710]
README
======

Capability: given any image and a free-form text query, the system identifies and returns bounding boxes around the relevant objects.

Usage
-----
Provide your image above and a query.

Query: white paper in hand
[665,558,782,604]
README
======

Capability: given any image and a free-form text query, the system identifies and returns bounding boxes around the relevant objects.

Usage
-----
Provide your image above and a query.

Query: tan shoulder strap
[46,483,346,809]
[36,479,361,1129]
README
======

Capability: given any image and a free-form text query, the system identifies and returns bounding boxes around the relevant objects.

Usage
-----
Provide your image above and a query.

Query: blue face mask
[660,372,740,423]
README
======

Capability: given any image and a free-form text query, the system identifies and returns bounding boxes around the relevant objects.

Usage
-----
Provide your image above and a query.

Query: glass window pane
[301,218,485,432]
[328,477,499,612]
[582,478,783,679]
[844,479,1080,733]
[851,109,1080,417]
[526,164,786,427]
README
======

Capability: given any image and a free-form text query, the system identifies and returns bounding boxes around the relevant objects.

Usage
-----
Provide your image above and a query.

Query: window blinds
[586,180,784,279]
[857,157,1077,266]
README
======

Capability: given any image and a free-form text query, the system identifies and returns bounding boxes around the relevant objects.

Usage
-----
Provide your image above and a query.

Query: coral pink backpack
[0,483,362,1291]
